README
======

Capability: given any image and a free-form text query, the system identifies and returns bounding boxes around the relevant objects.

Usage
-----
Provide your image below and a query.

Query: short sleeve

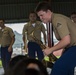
[22,24,28,36]
[8,28,15,37]
[55,17,70,39]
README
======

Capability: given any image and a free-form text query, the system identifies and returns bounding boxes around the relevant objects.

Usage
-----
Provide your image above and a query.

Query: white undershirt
[32,23,35,27]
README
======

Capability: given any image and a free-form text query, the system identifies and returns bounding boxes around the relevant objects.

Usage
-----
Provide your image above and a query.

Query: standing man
[22,11,46,61]
[35,1,76,75]
[0,19,15,71]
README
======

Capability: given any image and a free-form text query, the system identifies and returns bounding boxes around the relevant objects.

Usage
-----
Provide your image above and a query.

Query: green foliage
[0,60,2,67]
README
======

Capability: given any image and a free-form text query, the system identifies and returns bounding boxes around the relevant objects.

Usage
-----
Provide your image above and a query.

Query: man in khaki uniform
[0,19,15,72]
[22,11,46,61]
[35,1,76,75]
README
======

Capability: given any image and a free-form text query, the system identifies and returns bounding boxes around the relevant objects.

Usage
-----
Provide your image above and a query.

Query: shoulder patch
[56,23,62,28]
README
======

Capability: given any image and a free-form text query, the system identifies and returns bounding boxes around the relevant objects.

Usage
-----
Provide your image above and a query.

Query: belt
[29,40,35,42]
[1,45,9,47]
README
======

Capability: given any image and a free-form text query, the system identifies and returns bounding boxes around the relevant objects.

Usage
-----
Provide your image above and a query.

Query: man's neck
[30,21,36,24]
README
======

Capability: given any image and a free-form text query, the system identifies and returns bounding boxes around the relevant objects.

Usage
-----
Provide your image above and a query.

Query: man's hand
[43,46,52,56]
[8,46,12,52]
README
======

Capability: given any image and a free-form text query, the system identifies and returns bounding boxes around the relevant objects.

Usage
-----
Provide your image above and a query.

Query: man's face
[0,20,4,28]
[37,10,52,23]
[29,13,37,22]
[71,14,76,23]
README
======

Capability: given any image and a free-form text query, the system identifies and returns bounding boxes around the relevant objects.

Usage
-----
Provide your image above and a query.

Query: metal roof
[0,0,75,23]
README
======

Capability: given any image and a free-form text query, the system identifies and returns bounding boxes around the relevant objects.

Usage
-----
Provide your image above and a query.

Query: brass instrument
[29,26,58,66]
[24,32,28,53]
[31,35,58,62]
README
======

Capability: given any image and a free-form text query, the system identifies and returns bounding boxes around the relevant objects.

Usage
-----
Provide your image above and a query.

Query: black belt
[29,40,35,42]
[1,45,9,47]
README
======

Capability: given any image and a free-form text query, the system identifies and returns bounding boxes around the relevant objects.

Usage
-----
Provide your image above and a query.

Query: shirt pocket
[3,30,9,37]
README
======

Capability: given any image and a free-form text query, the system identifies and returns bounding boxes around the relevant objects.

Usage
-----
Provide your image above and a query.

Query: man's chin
[42,20,46,23]
[43,21,48,24]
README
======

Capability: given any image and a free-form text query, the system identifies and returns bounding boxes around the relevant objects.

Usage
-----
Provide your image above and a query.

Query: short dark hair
[24,68,42,75]
[71,12,76,15]
[30,11,36,14]
[35,1,51,13]
[29,11,37,17]
[0,19,5,22]
[10,58,48,75]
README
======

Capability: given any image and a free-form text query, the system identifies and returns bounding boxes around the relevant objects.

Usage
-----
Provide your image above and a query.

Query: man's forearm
[9,36,15,47]
[23,36,25,45]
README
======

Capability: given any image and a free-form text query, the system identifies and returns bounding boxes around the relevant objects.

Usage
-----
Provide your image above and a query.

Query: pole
[46,23,53,47]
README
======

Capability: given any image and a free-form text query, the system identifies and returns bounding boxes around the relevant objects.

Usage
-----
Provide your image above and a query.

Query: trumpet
[24,32,28,53]
[31,35,58,63]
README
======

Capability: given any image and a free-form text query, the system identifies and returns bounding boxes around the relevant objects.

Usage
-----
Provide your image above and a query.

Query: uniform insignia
[57,23,62,28]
